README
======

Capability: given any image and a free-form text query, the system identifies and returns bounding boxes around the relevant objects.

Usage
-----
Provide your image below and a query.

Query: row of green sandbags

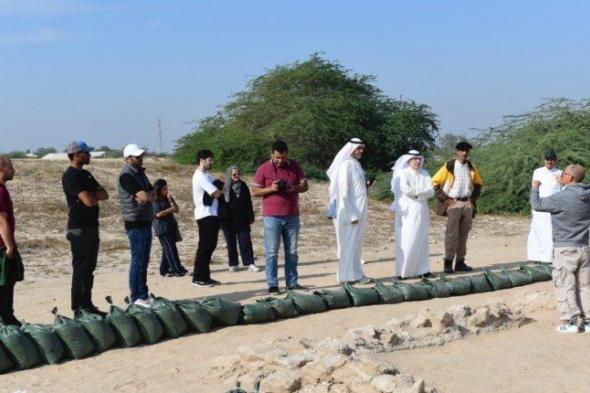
[0,295,240,373]
[240,263,554,322]
[0,263,553,374]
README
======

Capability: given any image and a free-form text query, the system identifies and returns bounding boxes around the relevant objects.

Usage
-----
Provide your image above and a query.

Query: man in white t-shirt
[192,149,223,287]
[527,149,562,263]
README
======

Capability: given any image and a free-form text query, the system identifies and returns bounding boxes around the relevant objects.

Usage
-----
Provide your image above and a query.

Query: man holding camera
[252,140,309,293]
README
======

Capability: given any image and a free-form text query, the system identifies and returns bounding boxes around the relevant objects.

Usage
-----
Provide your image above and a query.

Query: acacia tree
[174,54,438,176]
[472,98,590,213]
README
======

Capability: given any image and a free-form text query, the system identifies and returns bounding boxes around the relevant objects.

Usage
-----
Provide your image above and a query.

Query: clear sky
[1,0,589,153]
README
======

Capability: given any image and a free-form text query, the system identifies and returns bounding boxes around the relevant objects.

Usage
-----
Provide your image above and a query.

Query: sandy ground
[0,159,581,393]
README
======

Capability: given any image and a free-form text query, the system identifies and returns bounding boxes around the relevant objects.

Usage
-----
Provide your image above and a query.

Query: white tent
[41,151,106,160]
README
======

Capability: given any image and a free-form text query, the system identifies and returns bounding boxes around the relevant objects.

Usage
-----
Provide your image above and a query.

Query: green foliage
[472,98,590,214]
[5,151,27,159]
[174,54,438,174]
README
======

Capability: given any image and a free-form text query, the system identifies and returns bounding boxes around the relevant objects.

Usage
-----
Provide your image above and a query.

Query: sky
[1,0,589,153]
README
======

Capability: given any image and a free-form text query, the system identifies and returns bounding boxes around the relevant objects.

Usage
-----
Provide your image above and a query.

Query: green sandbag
[150,296,188,339]
[537,262,553,276]
[124,298,164,344]
[0,341,13,373]
[373,282,404,304]
[21,322,64,365]
[502,267,533,287]
[52,308,95,360]
[314,287,352,309]
[75,310,117,353]
[200,296,243,326]
[257,297,298,319]
[343,284,380,306]
[242,302,276,324]
[393,282,430,301]
[175,300,213,333]
[105,297,142,348]
[520,265,552,282]
[0,323,40,370]
[285,291,328,315]
[470,274,493,293]
[420,278,452,298]
[483,268,512,290]
[438,276,472,296]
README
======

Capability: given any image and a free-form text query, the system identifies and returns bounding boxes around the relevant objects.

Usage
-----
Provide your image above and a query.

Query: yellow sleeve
[431,164,448,187]
[472,164,483,186]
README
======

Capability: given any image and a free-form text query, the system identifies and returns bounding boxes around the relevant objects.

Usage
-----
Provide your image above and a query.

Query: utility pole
[157,118,165,153]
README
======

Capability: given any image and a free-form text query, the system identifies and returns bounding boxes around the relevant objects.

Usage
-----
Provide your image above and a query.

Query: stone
[371,374,397,392]
[380,331,402,346]
[318,337,353,355]
[437,312,455,328]
[329,383,350,393]
[258,369,302,393]
[412,314,432,329]
[409,379,426,393]
[357,326,381,340]
[446,305,472,321]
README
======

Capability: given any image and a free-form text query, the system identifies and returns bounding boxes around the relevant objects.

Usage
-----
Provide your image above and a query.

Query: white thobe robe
[527,166,562,262]
[395,167,434,278]
[334,158,367,282]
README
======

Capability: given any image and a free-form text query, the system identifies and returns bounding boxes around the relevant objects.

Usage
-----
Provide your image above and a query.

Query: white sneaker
[134,298,151,308]
[248,264,261,272]
[556,323,580,333]
[361,259,367,265]
[229,266,239,272]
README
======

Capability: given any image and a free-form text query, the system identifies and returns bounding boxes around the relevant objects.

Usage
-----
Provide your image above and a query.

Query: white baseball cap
[123,144,146,158]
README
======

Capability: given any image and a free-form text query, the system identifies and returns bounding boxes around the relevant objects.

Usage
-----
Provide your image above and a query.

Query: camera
[275,179,287,192]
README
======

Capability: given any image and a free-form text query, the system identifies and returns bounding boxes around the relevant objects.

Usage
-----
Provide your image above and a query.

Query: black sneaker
[268,286,280,294]
[86,305,108,318]
[420,272,434,279]
[209,279,221,286]
[287,284,308,291]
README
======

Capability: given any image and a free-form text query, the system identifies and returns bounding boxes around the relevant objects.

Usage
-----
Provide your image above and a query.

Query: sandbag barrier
[0,263,553,374]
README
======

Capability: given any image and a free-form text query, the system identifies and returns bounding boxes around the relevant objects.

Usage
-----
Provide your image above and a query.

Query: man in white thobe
[391,151,434,279]
[527,149,562,263]
[327,138,373,284]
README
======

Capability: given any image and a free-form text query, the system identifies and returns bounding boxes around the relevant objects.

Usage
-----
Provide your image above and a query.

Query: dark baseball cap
[544,149,557,160]
[66,141,94,154]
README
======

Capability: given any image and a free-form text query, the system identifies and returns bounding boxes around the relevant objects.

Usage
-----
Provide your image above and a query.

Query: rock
[437,312,454,328]
[357,326,381,340]
[329,383,350,393]
[321,353,348,370]
[380,331,402,346]
[371,374,397,392]
[318,337,353,355]
[349,383,379,393]
[258,369,302,393]
[409,379,426,393]
[276,354,313,369]
[446,305,472,321]
[412,314,432,329]
[470,307,493,327]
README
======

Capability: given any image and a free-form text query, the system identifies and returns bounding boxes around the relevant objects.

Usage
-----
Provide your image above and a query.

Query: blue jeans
[127,226,152,302]
[263,216,300,288]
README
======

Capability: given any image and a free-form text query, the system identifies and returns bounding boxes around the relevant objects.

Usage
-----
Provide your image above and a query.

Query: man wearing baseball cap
[62,140,109,316]
[117,144,155,307]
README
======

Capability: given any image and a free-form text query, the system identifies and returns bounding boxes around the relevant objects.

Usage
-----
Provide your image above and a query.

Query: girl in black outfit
[152,179,188,277]
[219,165,259,272]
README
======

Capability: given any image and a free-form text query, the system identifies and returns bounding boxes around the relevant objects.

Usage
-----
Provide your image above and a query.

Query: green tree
[174,54,438,175]
[472,98,590,213]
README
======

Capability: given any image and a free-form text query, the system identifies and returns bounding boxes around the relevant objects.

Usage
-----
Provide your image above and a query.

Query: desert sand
[0,158,586,393]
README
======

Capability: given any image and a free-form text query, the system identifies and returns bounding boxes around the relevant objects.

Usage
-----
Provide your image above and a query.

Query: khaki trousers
[444,200,473,261]
[552,246,590,322]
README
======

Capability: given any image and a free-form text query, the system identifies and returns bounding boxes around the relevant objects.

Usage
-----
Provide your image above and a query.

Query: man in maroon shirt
[0,156,21,326]
[252,140,309,293]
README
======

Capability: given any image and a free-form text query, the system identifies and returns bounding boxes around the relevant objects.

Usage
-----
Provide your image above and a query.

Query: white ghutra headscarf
[389,150,423,211]
[326,138,364,217]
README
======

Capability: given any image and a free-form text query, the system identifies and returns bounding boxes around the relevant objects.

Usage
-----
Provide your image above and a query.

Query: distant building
[41,151,106,160]
[25,153,37,158]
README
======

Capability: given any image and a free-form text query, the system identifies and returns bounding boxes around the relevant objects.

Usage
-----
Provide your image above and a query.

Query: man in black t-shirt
[62,141,109,316]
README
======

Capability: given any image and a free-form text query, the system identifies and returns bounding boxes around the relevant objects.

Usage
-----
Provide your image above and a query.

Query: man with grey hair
[0,156,23,326]
[531,163,590,333]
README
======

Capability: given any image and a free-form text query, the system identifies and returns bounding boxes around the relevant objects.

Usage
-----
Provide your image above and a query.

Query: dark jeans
[222,226,254,267]
[67,226,99,311]
[127,226,152,302]
[158,231,187,276]
[193,216,220,282]
[0,281,16,325]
